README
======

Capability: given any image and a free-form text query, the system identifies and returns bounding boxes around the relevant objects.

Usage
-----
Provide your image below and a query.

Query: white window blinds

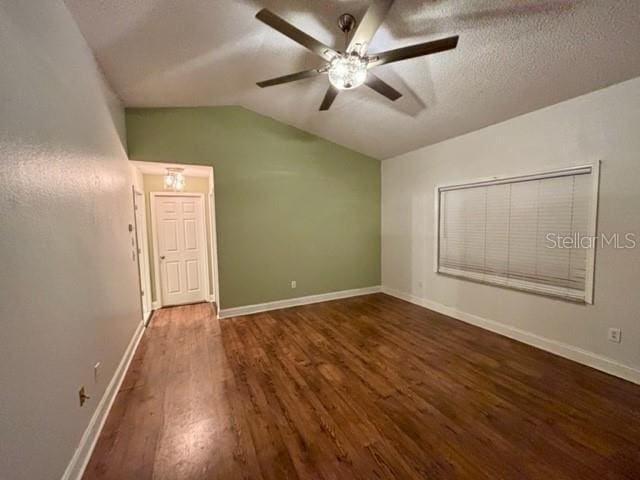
[437,165,598,303]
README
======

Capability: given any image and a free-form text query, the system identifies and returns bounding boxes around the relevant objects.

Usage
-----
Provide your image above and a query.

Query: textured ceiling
[65,0,640,159]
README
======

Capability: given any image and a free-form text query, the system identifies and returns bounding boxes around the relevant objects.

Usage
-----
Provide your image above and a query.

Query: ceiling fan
[255,1,459,111]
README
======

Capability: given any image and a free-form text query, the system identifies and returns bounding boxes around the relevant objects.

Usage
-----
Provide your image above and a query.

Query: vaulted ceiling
[65,0,640,159]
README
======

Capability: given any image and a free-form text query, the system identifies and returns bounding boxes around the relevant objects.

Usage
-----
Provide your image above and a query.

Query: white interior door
[153,194,208,306]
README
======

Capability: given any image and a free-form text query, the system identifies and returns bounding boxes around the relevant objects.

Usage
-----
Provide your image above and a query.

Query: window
[435,164,599,303]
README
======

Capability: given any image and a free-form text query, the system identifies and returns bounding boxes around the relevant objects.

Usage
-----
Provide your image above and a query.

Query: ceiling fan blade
[369,36,459,67]
[347,0,395,53]
[319,85,339,111]
[257,69,322,88]
[364,73,402,101]
[256,9,336,61]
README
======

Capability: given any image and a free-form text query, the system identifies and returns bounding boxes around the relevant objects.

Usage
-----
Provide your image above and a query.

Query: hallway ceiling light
[164,168,186,191]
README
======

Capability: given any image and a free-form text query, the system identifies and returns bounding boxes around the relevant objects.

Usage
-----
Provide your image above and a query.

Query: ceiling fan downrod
[338,13,356,49]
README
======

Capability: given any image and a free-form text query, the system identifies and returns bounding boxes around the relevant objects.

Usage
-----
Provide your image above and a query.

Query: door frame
[150,192,211,308]
[132,188,153,324]
[208,167,221,313]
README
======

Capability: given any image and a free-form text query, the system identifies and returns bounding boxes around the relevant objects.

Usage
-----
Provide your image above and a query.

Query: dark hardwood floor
[83,294,640,479]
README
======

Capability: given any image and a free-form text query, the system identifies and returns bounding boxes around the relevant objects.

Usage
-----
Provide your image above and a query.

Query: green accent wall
[126,106,381,309]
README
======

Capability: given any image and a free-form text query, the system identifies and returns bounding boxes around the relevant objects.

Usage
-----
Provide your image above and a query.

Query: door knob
[160,255,165,260]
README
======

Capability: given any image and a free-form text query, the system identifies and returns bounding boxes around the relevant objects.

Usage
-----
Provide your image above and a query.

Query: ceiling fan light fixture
[328,53,368,90]
[254,4,460,111]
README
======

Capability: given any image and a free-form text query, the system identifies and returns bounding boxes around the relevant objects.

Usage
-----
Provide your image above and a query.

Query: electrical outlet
[94,362,101,383]
[291,280,297,289]
[78,386,90,407]
[608,328,622,343]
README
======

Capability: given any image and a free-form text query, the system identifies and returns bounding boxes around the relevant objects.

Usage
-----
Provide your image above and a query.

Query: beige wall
[382,77,640,383]
[0,1,142,479]
[142,174,213,301]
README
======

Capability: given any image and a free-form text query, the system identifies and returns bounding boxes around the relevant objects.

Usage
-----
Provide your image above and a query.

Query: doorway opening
[130,160,220,316]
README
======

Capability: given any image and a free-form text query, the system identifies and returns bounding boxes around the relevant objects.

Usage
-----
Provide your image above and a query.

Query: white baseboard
[207,294,215,303]
[61,320,146,480]
[381,286,640,385]
[151,300,160,310]
[219,286,381,319]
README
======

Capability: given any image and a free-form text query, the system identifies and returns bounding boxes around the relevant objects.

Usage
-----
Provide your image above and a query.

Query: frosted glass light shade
[328,54,368,90]
[164,168,186,191]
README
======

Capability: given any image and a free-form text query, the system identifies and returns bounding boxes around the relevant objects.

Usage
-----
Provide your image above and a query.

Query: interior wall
[126,107,381,309]
[382,77,640,378]
[0,1,142,479]
[142,173,213,301]
[131,162,145,191]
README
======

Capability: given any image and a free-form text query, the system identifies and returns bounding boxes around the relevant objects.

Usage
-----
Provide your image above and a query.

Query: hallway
[84,303,226,479]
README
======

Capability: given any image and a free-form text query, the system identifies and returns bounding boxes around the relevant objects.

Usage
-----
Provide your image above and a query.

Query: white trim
[151,300,160,310]
[133,188,152,321]
[149,194,162,308]
[219,286,382,319]
[129,160,210,178]
[584,160,601,304]
[150,192,210,307]
[208,167,221,313]
[60,320,146,480]
[381,286,640,385]
[143,309,153,326]
[433,184,440,274]
[207,294,215,303]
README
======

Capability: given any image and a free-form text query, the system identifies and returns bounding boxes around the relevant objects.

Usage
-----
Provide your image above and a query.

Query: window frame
[433,162,601,304]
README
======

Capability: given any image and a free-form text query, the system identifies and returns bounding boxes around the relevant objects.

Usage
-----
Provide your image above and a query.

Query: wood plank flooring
[83,294,640,479]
